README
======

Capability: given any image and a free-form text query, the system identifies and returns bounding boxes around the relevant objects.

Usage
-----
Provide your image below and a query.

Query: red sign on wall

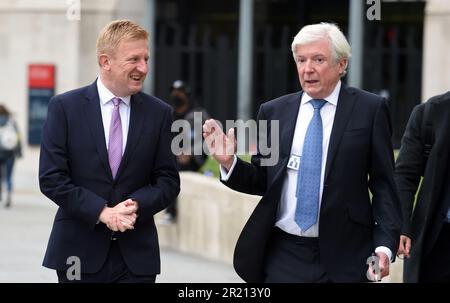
[28,64,55,89]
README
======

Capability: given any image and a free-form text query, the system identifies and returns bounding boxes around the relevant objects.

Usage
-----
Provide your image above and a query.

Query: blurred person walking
[0,104,22,208]
[161,80,209,224]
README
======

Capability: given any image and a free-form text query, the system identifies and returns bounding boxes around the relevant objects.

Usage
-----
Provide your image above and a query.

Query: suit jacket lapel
[268,92,301,187]
[84,81,112,179]
[115,93,145,180]
[324,84,357,181]
[279,92,302,160]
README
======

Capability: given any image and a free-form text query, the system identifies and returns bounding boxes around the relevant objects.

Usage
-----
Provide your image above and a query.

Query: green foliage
[199,154,252,178]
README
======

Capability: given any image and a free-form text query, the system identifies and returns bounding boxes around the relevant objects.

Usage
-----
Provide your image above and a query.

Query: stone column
[422,0,450,100]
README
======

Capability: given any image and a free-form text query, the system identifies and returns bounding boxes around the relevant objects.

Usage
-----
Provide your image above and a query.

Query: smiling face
[99,38,149,97]
[294,38,347,99]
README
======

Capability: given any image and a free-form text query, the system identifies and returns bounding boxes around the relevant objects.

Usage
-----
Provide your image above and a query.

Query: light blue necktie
[295,99,326,231]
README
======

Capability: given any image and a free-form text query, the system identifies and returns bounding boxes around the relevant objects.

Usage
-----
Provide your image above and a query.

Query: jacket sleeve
[369,98,402,253]
[221,104,269,196]
[39,97,107,229]
[394,104,425,237]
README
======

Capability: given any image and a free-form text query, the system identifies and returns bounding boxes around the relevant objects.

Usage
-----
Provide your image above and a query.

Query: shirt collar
[301,80,341,106]
[96,76,131,107]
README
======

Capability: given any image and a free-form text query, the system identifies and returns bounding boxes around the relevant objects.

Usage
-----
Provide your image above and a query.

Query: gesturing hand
[202,119,236,171]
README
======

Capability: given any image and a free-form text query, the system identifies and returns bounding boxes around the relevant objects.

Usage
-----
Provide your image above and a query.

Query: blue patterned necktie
[295,99,326,231]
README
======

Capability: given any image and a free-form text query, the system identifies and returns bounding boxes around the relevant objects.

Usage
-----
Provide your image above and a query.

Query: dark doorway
[153,0,425,149]
[363,1,425,148]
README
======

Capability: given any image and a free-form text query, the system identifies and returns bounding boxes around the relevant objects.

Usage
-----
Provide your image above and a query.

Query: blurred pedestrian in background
[0,104,22,208]
[161,80,209,224]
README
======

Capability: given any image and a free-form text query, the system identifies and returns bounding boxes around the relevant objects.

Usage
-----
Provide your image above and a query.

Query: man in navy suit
[203,23,401,282]
[39,20,180,283]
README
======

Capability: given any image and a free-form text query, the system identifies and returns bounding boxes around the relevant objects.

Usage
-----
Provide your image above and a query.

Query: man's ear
[99,54,111,71]
[338,58,348,75]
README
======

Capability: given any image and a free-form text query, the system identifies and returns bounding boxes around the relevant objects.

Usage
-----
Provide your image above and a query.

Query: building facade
[0,0,447,154]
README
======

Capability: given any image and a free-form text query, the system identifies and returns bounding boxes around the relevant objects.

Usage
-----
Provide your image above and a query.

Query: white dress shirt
[97,77,131,154]
[275,81,340,237]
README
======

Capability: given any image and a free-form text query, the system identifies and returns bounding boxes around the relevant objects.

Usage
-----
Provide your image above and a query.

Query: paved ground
[0,149,402,283]
[0,150,243,283]
[0,191,243,283]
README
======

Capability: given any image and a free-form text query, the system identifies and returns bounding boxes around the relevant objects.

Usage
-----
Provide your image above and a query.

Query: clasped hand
[99,199,139,232]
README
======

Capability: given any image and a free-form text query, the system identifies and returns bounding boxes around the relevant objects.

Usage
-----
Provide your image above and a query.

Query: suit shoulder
[49,85,90,105]
[260,92,302,110]
[346,86,384,103]
[136,92,172,112]
[344,87,391,116]
[425,91,450,105]
[409,91,450,115]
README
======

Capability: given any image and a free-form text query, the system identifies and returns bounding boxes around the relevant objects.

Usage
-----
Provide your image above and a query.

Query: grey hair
[291,23,351,77]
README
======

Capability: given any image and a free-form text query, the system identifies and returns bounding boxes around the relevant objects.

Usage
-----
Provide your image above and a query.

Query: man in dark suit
[39,20,180,283]
[396,91,450,282]
[203,23,401,282]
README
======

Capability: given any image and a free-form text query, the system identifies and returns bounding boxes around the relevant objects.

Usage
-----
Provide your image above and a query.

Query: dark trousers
[57,241,156,283]
[420,223,450,282]
[5,157,14,192]
[0,157,14,201]
[264,227,331,283]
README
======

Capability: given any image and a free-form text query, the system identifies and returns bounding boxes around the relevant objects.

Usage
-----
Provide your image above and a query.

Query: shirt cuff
[375,246,393,262]
[97,204,107,224]
[219,155,237,181]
